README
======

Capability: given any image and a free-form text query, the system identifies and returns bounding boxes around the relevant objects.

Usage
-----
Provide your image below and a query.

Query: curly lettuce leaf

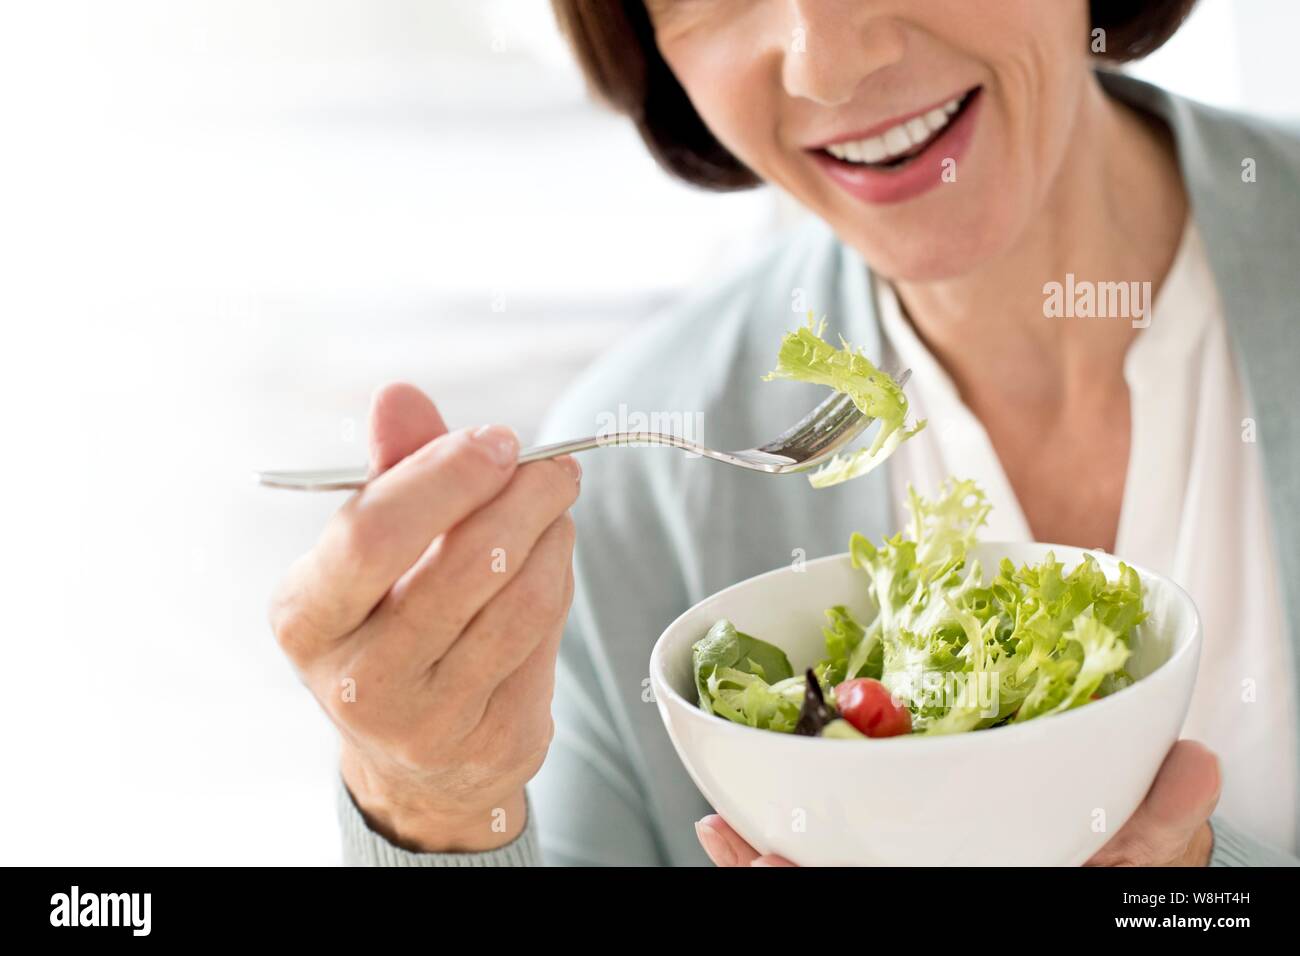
[815,605,881,689]
[764,314,925,488]
[849,478,990,634]
[1013,614,1132,722]
[705,669,805,732]
[851,482,1138,733]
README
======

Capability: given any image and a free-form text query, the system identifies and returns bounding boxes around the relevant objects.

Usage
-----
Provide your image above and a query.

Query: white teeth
[828,136,887,162]
[882,125,912,156]
[859,137,887,163]
[824,94,966,166]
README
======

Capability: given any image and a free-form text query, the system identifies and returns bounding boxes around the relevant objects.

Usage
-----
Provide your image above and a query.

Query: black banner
[8,865,1279,939]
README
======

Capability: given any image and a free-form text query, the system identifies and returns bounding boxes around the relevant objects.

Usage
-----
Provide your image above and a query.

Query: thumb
[1089,739,1222,866]
[367,383,448,477]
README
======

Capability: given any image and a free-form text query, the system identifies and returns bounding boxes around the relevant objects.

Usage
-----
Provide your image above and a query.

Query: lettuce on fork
[764,313,926,487]
[691,479,1145,738]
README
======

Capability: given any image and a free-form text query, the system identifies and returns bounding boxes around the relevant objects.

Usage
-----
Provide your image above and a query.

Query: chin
[830,190,1027,283]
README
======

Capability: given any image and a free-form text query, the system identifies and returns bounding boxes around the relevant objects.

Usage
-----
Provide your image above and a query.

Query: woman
[271,0,1300,866]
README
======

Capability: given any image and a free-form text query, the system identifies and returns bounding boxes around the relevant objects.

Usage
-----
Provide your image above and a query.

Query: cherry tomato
[834,678,912,738]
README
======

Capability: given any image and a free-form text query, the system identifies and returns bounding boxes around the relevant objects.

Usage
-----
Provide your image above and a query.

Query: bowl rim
[649,541,1202,751]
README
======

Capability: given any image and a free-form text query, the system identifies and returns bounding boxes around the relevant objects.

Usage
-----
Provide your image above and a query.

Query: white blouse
[877,221,1297,850]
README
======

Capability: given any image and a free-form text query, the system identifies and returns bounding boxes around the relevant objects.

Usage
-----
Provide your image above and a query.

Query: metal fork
[255,370,909,491]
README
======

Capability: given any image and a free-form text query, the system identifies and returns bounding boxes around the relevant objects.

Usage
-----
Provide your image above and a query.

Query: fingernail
[695,820,736,867]
[750,858,774,867]
[472,425,518,467]
[560,455,582,483]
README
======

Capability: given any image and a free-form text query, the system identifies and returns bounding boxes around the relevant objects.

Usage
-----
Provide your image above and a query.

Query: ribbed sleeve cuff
[338,780,544,867]
[1208,816,1300,867]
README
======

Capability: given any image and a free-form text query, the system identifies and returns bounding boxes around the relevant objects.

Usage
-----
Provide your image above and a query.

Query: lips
[809,86,984,206]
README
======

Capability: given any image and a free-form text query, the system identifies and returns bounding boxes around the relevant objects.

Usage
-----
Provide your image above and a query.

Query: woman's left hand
[695,739,1222,867]
[1086,739,1221,866]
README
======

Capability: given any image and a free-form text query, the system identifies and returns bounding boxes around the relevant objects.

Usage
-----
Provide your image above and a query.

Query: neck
[892,74,1188,408]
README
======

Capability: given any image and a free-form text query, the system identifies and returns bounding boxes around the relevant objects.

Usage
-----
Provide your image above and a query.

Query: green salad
[765,314,925,488]
[693,479,1145,738]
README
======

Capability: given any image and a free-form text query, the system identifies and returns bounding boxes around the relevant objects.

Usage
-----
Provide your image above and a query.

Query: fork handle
[255,433,688,491]
[516,435,607,464]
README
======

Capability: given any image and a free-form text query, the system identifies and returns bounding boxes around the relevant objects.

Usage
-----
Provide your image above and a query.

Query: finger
[457,570,573,775]
[270,424,520,661]
[1137,740,1223,829]
[432,513,576,717]
[369,457,580,664]
[695,815,761,867]
[368,382,448,475]
[1088,739,1221,866]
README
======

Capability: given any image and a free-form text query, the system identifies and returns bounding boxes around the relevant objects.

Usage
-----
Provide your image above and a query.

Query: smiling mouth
[815,87,981,172]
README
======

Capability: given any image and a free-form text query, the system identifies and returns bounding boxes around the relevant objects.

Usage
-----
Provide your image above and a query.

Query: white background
[0,0,1295,864]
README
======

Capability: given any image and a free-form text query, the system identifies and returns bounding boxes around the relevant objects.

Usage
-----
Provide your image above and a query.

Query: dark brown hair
[551,0,1199,190]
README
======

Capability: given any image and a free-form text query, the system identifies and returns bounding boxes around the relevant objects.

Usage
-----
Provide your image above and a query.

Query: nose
[782,0,906,106]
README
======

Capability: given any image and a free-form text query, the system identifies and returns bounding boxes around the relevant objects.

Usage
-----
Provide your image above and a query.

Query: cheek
[984,40,1091,242]
[694,83,782,175]
[657,30,784,177]
[886,8,1091,274]
[916,1,1090,189]
[979,3,1091,164]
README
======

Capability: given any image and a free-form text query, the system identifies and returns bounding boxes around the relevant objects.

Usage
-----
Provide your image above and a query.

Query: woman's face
[645,0,1094,281]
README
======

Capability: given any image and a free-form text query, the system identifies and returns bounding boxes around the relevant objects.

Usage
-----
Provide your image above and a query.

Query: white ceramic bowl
[650,542,1201,866]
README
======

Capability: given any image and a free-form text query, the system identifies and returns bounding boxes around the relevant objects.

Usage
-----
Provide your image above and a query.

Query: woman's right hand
[269,383,580,853]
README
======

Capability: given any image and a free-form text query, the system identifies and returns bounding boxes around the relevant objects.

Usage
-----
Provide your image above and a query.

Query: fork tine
[754,391,857,455]
[754,367,912,461]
